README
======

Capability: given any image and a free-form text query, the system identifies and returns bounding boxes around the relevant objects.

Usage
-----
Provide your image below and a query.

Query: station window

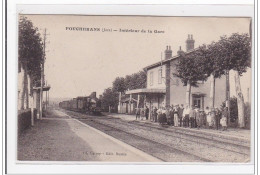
[150,71,153,86]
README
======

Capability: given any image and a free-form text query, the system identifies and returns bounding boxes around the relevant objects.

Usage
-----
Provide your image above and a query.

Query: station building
[120,35,227,115]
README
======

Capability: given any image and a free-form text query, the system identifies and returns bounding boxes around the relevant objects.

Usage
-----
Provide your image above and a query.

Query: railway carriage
[59,92,102,115]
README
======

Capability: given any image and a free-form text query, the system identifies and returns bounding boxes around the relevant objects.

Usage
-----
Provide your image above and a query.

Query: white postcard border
[5,2,256,175]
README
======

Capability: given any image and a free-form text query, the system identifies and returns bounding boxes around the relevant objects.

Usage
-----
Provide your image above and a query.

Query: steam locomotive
[59,92,102,115]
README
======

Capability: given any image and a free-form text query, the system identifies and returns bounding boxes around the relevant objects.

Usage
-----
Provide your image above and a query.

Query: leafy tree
[124,71,147,90]
[133,71,147,89]
[100,88,118,112]
[211,33,251,127]
[173,50,209,107]
[194,43,228,108]
[111,71,147,112]
[19,16,44,109]
[192,33,250,128]
[124,75,132,90]
[216,34,251,74]
[112,77,126,92]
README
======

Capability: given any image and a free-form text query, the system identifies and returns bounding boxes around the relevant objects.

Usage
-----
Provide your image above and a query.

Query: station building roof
[125,88,166,95]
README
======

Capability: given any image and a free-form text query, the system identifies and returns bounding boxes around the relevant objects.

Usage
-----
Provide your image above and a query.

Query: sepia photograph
[17,15,252,163]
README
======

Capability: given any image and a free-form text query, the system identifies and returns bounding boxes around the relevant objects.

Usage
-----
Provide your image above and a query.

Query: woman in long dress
[205,107,211,128]
[161,107,167,124]
[206,107,214,128]
[174,106,179,127]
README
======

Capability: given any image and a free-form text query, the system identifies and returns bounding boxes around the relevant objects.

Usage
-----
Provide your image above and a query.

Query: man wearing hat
[215,107,221,130]
[183,105,190,127]
[195,106,201,129]
[189,106,196,128]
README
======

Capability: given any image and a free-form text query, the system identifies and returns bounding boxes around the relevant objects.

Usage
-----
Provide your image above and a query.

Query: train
[59,92,102,115]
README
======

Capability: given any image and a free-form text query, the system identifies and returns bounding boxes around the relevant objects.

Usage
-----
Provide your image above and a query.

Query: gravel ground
[18,117,97,161]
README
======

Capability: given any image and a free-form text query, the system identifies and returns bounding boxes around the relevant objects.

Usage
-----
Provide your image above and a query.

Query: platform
[18,109,160,162]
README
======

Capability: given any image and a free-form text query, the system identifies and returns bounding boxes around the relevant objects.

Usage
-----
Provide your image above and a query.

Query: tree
[112,77,126,92]
[197,33,251,127]
[195,43,226,108]
[100,88,118,112]
[215,33,251,128]
[19,16,44,110]
[174,50,209,107]
[124,71,147,90]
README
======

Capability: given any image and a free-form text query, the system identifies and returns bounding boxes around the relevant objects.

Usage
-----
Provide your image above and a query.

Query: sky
[23,15,252,101]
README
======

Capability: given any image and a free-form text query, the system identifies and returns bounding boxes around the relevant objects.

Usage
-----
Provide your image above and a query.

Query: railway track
[82,119,211,162]
[129,120,250,147]
[61,109,250,162]
[95,117,250,156]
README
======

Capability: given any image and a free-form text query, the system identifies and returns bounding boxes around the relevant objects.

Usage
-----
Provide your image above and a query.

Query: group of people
[136,104,229,131]
[135,106,149,120]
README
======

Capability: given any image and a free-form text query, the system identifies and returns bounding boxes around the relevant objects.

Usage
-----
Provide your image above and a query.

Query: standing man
[200,109,206,128]
[157,107,162,123]
[136,107,140,120]
[195,107,201,129]
[189,106,196,128]
[166,106,171,125]
[169,106,174,126]
[153,107,158,122]
[150,106,154,122]
[215,108,221,130]
[183,105,190,127]
[145,106,149,120]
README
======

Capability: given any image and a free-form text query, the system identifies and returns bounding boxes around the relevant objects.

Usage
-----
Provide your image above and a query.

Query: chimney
[164,45,172,60]
[177,46,184,56]
[186,34,195,52]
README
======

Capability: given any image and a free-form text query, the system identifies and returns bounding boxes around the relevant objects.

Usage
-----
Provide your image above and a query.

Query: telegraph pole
[40,28,47,119]
[46,81,48,109]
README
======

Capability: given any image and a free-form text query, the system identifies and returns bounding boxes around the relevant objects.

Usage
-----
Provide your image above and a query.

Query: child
[220,115,227,130]
[221,107,228,131]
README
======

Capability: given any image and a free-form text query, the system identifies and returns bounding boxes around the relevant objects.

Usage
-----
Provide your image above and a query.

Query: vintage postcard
[17,15,252,163]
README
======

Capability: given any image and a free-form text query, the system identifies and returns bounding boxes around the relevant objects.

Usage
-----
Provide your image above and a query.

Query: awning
[125,88,166,95]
